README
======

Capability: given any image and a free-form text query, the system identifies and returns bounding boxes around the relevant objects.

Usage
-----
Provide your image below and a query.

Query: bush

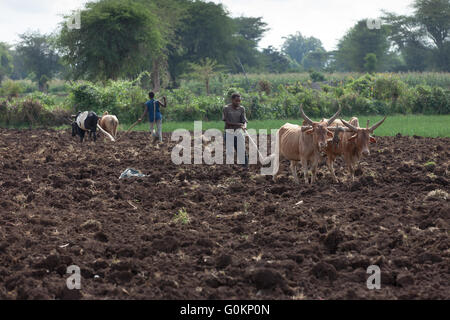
[346,74,374,98]
[373,76,405,101]
[68,80,147,123]
[26,91,56,109]
[309,70,326,82]
[0,80,25,98]
[2,73,449,128]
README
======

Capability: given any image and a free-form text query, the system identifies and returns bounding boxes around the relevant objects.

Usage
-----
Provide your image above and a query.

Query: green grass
[4,115,450,138]
[172,208,190,225]
[119,115,450,138]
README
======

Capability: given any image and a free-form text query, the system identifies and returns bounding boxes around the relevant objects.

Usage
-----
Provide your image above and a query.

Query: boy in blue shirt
[138,92,167,143]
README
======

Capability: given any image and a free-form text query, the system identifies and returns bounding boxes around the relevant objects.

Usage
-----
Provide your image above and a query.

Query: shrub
[258,80,272,95]
[27,91,56,109]
[309,70,326,82]
[373,76,405,101]
[0,80,25,98]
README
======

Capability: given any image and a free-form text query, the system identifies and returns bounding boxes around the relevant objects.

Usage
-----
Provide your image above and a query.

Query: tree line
[0,0,448,91]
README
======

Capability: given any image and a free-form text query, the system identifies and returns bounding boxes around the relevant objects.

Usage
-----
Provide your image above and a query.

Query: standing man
[223,93,249,167]
[138,92,167,143]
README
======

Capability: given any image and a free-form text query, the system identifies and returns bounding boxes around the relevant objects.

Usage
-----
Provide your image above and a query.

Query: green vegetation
[172,208,190,225]
[7,115,450,138]
[1,72,449,132]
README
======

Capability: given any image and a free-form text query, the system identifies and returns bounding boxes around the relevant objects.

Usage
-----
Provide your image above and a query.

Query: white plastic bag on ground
[119,168,147,179]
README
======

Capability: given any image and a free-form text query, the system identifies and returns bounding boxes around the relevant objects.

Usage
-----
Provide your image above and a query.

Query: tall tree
[58,0,163,81]
[383,0,450,71]
[10,49,28,80]
[15,32,61,90]
[231,16,268,72]
[0,42,13,84]
[261,46,291,73]
[382,12,431,71]
[334,20,390,72]
[281,32,325,65]
[302,48,328,70]
[168,0,236,80]
[413,0,450,70]
[138,0,188,90]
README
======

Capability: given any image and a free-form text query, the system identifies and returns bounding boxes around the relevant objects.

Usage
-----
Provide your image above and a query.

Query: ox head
[340,116,387,156]
[300,104,341,151]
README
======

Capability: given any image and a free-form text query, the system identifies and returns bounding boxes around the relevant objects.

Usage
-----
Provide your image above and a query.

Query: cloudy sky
[1,0,415,50]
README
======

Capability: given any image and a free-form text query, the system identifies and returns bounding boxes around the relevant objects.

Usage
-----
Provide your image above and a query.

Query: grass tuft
[173,208,190,225]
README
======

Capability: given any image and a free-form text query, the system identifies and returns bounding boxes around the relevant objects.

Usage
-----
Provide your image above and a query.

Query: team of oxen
[70,105,386,184]
[272,104,386,184]
[71,111,118,143]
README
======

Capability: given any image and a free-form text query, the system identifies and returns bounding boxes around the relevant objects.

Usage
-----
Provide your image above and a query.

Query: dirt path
[0,128,448,299]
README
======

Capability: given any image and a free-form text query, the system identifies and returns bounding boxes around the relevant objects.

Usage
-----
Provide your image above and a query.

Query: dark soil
[0,128,448,300]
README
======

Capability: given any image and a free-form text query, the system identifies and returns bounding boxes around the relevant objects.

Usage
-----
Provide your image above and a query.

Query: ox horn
[369,116,387,133]
[300,104,314,126]
[340,118,359,132]
[326,103,342,126]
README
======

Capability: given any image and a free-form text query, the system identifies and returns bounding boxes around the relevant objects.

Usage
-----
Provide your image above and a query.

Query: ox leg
[343,156,354,182]
[327,157,338,183]
[80,131,85,143]
[311,161,318,184]
[290,161,299,184]
[347,163,355,182]
[301,158,309,185]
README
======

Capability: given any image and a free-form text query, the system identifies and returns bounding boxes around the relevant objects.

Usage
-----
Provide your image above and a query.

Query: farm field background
[1,72,450,131]
[0,128,448,300]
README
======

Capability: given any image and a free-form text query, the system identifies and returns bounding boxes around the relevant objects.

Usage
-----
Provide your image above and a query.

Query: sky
[0,0,416,50]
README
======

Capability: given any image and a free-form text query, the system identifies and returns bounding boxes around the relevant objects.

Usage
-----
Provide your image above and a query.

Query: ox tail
[97,123,115,142]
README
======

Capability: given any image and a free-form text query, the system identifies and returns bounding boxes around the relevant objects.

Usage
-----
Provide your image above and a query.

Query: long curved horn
[369,116,387,132]
[300,104,314,126]
[340,118,358,132]
[327,104,342,126]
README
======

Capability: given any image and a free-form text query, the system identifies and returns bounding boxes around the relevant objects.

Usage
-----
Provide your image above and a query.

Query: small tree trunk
[206,78,210,95]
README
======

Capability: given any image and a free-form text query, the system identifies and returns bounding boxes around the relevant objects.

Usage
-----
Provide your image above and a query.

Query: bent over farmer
[138,92,167,142]
[223,93,249,167]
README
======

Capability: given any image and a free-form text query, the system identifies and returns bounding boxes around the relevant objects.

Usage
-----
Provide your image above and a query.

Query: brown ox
[272,105,341,184]
[325,116,387,182]
[98,112,119,140]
